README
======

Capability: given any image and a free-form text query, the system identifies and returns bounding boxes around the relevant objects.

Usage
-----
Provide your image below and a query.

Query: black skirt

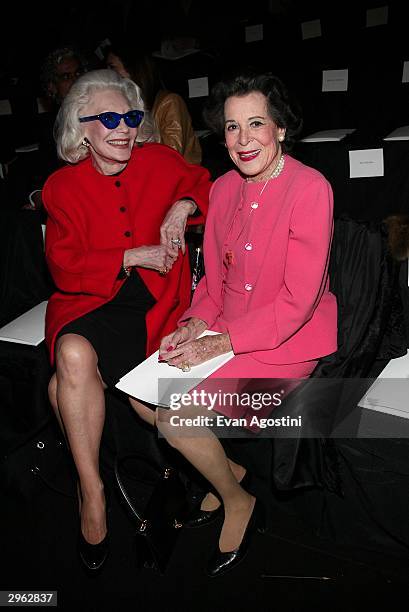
[57,271,156,387]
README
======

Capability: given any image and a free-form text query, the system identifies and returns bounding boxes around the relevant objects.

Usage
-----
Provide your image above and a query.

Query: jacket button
[124,230,131,237]
[244,283,253,291]
[120,206,126,212]
[250,202,259,209]
[244,242,253,251]
[115,180,121,187]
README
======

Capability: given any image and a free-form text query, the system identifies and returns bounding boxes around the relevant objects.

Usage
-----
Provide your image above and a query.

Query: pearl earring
[82,138,90,148]
[278,135,285,142]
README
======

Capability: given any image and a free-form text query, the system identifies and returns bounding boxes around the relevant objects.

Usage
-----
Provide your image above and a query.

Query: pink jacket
[181,155,337,365]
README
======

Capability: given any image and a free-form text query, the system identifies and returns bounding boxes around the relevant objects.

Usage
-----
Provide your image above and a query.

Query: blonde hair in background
[55,69,159,163]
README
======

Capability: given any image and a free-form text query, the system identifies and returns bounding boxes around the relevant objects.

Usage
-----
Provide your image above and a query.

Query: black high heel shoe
[185,471,251,529]
[78,531,109,571]
[184,499,223,529]
[78,487,110,571]
[206,497,263,578]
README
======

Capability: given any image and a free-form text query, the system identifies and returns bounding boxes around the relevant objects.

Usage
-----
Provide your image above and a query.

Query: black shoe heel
[239,472,267,533]
[206,498,262,578]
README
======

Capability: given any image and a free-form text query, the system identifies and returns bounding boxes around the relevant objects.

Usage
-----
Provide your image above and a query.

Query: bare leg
[48,374,64,430]
[157,414,255,553]
[54,334,107,545]
[128,400,248,525]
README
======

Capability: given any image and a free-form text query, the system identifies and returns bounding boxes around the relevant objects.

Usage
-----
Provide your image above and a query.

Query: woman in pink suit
[133,71,337,577]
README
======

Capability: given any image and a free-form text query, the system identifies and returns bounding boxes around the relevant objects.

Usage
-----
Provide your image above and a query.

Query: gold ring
[159,266,168,276]
[181,362,191,372]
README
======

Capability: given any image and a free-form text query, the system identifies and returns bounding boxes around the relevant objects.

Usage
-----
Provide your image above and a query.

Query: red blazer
[43,143,211,364]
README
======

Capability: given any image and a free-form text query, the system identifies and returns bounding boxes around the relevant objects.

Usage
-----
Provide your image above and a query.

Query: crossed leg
[129,397,254,553]
[49,333,107,545]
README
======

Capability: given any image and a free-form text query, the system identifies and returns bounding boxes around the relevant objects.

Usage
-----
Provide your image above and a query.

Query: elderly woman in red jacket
[43,69,210,571]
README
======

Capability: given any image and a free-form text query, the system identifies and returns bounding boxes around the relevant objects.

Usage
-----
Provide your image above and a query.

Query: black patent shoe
[184,502,223,529]
[185,471,251,529]
[206,498,262,578]
[78,530,109,571]
[78,487,110,571]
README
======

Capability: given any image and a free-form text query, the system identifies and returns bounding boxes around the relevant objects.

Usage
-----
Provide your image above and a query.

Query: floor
[2,455,409,612]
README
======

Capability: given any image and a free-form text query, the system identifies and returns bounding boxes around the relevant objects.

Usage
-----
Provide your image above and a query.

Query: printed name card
[349,148,384,178]
[0,99,12,116]
[402,61,409,83]
[366,5,388,27]
[94,46,104,61]
[358,350,409,418]
[301,19,322,40]
[94,37,111,60]
[245,24,264,42]
[322,69,348,92]
[188,77,209,98]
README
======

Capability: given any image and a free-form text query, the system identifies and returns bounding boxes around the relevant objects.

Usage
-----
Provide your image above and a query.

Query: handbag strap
[114,455,144,523]
[24,430,76,499]
[30,464,76,498]
[114,453,177,524]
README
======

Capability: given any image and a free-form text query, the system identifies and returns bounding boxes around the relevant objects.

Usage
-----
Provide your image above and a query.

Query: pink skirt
[191,357,318,432]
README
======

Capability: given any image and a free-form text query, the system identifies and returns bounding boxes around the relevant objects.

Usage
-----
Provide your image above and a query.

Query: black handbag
[114,453,188,574]
[0,420,76,501]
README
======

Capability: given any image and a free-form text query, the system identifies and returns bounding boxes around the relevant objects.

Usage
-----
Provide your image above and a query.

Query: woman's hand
[161,332,232,369]
[124,245,178,274]
[159,317,207,357]
[160,199,197,255]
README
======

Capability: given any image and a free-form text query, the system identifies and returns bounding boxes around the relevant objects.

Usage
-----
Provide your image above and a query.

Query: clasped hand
[123,199,197,274]
[159,319,232,370]
[124,244,177,273]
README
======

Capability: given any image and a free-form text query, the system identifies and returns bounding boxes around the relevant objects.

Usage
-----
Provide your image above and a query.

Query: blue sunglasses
[79,109,144,129]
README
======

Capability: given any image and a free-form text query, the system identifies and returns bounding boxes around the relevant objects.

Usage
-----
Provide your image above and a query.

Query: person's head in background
[41,46,86,106]
[104,40,201,165]
[105,43,162,111]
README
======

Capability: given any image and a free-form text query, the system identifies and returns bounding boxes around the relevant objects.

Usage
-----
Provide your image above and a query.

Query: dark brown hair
[105,43,163,110]
[203,70,302,152]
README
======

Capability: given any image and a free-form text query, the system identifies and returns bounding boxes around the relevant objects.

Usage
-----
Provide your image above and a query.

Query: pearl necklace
[246,154,285,194]
[246,154,285,198]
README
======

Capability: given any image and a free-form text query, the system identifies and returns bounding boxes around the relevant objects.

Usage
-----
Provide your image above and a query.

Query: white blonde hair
[55,69,159,163]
